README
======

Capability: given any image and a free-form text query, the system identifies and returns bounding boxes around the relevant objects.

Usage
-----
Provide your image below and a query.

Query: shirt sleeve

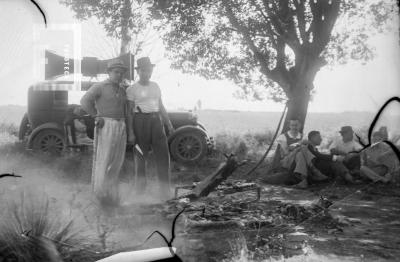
[80,83,101,116]
[308,144,333,161]
[85,83,101,99]
[353,141,364,151]
[328,139,337,150]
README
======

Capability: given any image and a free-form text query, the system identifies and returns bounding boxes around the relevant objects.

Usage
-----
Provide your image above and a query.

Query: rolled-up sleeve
[126,86,135,101]
[328,139,337,150]
[81,84,101,117]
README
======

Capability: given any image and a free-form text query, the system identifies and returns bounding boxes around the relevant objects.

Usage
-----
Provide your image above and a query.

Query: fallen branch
[181,154,244,200]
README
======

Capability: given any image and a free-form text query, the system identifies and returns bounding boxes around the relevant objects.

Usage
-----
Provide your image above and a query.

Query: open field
[2,105,399,136]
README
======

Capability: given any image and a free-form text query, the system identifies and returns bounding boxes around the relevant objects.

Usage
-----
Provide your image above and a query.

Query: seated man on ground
[275,119,305,171]
[292,131,358,189]
[72,107,93,145]
[360,131,399,183]
[329,126,363,173]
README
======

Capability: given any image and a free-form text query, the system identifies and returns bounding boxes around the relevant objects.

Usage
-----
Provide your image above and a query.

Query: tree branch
[276,39,286,69]
[293,0,308,44]
[308,0,340,55]
[222,0,275,80]
[249,0,279,48]
[262,0,302,53]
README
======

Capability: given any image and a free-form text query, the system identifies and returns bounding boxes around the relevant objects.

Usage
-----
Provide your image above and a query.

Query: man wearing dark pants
[126,57,174,198]
[306,131,356,184]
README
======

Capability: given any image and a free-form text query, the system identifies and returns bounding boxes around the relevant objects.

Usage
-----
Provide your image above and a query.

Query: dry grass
[0,122,18,137]
[0,191,105,262]
[214,131,274,160]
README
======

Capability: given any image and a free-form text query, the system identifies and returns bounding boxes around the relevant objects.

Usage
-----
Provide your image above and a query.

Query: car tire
[170,131,207,164]
[32,129,65,155]
[18,113,31,141]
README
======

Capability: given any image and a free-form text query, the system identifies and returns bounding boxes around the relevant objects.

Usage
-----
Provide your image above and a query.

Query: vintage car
[19,80,214,164]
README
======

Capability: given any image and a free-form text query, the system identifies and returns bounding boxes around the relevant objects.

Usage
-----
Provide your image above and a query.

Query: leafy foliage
[61,0,156,55]
[151,0,398,101]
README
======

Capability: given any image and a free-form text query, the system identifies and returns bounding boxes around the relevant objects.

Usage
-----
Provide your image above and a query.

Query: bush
[243,131,274,146]
[0,122,18,137]
[0,191,103,262]
[214,131,274,160]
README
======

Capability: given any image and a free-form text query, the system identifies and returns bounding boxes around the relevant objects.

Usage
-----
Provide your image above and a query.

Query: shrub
[243,131,274,146]
[0,191,103,261]
[214,131,275,161]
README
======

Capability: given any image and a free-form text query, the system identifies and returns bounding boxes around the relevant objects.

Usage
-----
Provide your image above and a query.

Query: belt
[102,117,125,121]
[135,106,159,115]
[134,111,159,115]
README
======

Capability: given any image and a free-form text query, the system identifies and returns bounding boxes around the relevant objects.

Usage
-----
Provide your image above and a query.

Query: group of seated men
[275,119,400,189]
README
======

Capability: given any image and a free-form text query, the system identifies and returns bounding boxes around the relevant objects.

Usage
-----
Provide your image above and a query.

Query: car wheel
[32,129,65,155]
[18,113,31,141]
[170,132,207,164]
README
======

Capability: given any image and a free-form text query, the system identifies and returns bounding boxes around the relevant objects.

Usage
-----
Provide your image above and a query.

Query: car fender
[196,121,207,132]
[18,112,30,140]
[27,122,64,149]
[168,125,208,145]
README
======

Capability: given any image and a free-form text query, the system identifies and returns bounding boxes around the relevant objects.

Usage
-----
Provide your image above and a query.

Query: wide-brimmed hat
[107,59,128,71]
[135,57,155,69]
[339,126,353,134]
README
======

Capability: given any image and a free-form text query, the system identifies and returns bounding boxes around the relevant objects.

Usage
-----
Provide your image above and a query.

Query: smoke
[0,140,178,257]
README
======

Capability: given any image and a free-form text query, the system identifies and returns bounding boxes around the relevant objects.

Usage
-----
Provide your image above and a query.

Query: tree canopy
[60,0,398,129]
[61,0,155,55]
[151,0,398,129]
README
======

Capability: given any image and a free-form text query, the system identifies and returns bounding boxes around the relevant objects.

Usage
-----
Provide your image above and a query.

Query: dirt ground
[150,180,400,261]
[0,140,399,261]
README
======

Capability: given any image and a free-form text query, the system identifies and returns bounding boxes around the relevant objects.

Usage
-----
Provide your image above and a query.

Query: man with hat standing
[80,59,129,202]
[126,57,174,198]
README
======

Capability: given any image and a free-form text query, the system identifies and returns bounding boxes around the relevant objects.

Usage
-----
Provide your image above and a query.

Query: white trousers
[92,118,127,199]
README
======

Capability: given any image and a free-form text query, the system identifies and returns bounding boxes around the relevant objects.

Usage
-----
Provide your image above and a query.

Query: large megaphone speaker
[45,50,135,80]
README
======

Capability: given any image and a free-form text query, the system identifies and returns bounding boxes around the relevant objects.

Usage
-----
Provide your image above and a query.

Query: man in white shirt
[126,57,174,199]
[276,119,303,156]
[330,126,363,172]
[330,126,363,154]
[276,119,305,170]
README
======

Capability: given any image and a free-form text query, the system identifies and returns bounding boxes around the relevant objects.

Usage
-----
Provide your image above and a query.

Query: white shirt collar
[287,131,302,139]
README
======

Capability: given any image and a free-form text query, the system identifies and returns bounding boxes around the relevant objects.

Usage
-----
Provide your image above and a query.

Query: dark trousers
[133,113,170,192]
[343,153,361,171]
[314,159,349,179]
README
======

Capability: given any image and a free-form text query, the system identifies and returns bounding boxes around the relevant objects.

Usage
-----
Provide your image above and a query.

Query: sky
[0,0,399,113]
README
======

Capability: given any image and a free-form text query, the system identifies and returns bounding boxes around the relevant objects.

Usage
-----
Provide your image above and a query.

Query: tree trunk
[120,0,132,55]
[281,81,311,134]
[120,26,131,55]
